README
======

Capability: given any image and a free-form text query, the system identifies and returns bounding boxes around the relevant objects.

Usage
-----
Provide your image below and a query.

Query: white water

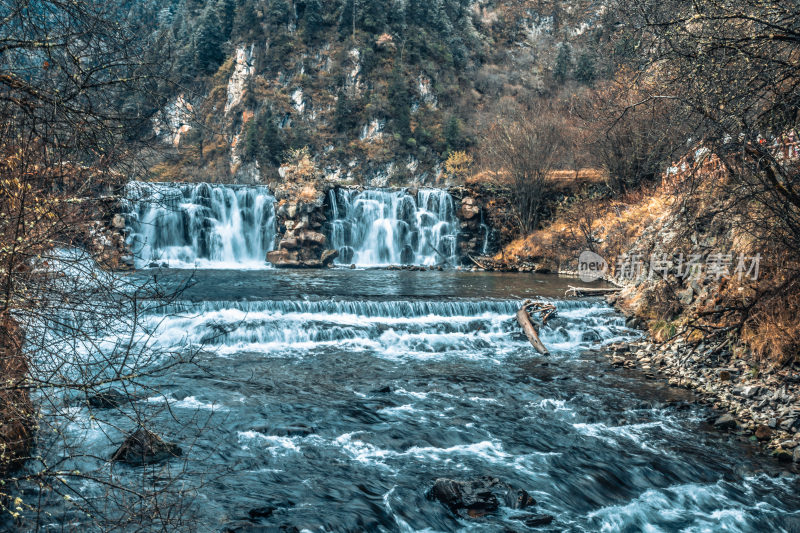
[123,182,276,269]
[328,189,460,267]
[142,299,632,359]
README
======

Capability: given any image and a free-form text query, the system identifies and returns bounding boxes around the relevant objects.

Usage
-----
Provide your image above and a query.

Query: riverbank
[598,310,800,465]
[480,149,800,466]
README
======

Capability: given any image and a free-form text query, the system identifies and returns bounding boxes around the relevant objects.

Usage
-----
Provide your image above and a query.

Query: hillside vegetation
[131,0,618,184]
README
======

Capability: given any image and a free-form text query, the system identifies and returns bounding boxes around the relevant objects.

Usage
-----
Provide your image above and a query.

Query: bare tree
[0,1,220,530]
[483,105,567,233]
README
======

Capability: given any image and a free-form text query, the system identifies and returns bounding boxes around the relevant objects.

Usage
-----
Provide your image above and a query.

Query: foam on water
[139,299,634,360]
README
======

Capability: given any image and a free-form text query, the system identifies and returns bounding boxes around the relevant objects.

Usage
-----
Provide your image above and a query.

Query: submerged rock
[515,513,555,527]
[755,424,772,441]
[111,427,182,465]
[248,506,276,519]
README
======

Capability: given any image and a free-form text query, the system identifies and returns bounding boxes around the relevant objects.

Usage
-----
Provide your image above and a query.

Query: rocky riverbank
[600,326,800,466]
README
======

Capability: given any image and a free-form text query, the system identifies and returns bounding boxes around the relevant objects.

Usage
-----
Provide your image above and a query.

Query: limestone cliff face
[145,0,611,188]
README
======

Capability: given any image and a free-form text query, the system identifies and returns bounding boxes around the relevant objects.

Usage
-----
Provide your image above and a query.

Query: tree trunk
[516,307,549,355]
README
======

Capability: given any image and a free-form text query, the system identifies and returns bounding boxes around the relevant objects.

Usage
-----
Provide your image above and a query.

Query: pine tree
[445,115,463,151]
[553,43,572,83]
[575,52,596,86]
[268,0,292,27]
[301,0,324,42]
[388,69,411,138]
[193,6,225,74]
[215,0,235,41]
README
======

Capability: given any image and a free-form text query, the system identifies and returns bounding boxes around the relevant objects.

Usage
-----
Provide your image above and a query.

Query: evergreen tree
[300,0,325,42]
[388,69,411,138]
[244,108,286,166]
[215,0,235,41]
[575,52,596,86]
[193,6,225,74]
[553,43,572,83]
[445,115,464,151]
[268,0,292,27]
[334,90,359,133]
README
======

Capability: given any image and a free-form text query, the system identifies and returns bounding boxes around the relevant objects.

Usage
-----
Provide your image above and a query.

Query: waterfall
[123,182,276,269]
[327,188,460,267]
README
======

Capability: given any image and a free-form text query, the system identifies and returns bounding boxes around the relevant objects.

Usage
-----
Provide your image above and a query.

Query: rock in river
[87,389,130,409]
[427,476,543,519]
[111,427,182,465]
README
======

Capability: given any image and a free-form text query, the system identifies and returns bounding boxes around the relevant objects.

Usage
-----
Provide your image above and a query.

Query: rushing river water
[25,269,800,532]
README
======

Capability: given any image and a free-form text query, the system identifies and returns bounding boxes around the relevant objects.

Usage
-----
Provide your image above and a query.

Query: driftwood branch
[516,300,556,355]
[565,286,622,297]
[467,254,491,270]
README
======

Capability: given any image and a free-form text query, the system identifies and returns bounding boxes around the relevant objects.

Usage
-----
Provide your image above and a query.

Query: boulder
[428,478,499,517]
[427,476,540,519]
[755,424,772,441]
[111,428,182,465]
[278,238,298,250]
[267,250,301,268]
[111,214,126,229]
[713,413,737,430]
[87,389,129,409]
[321,249,339,267]
[773,448,793,463]
[298,231,326,247]
[503,487,536,509]
[460,198,480,220]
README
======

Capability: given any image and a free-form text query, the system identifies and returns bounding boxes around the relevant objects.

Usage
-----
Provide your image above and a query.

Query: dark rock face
[427,476,545,521]
[111,428,182,465]
[269,197,337,269]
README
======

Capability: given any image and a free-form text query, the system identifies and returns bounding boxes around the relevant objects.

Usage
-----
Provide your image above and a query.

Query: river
[28,268,799,532]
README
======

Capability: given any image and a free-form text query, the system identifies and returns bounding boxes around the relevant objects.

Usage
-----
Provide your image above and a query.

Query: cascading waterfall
[327,188,460,267]
[123,182,276,269]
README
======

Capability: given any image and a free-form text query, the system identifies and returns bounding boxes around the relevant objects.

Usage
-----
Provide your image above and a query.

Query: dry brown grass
[494,181,670,269]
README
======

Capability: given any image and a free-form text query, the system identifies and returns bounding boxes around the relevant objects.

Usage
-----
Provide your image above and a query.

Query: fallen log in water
[565,286,622,297]
[516,300,556,355]
[467,254,491,270]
